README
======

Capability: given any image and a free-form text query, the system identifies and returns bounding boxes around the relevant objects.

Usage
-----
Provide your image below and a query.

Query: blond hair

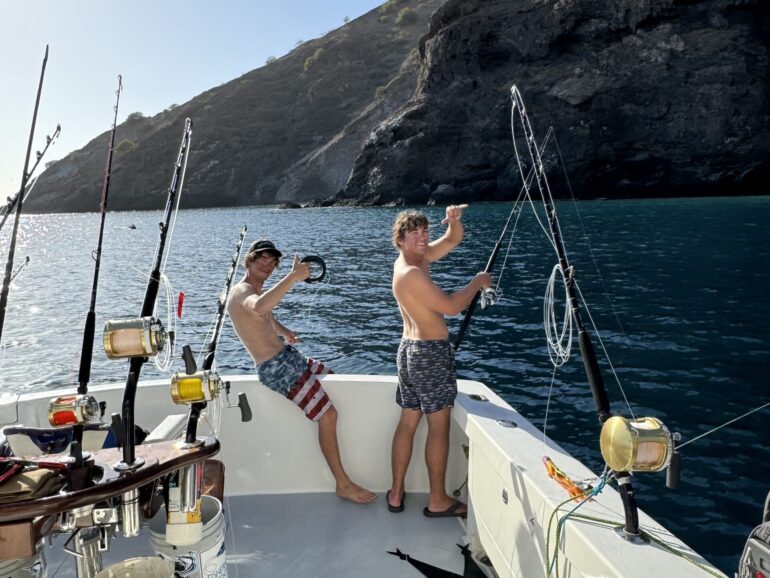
[392,210,429,249]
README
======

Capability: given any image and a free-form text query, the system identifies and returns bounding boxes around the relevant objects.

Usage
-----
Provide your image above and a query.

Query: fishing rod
[509,86,644,537]
[452,224,505,351]
[171,225,252,445]
[10,256,30,282]
[453,129,554,352]
[106,118,193,469]
[78,75,123,396]
[48,76,124,483]
[0,46,56,346]
[0,123,60,236]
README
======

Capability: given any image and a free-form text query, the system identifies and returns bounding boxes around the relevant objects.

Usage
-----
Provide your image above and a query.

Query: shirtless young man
[227,239,375,504]
[387,206,491,518]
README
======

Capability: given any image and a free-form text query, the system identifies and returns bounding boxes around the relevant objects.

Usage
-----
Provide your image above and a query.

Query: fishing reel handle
[300,255,326,284]
[224,381,252,422]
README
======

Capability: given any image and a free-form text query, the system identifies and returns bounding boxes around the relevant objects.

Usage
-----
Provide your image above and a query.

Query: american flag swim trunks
[257,344,334,422]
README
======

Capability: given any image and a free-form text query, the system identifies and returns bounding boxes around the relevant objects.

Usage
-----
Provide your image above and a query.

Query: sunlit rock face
[25,0,443,212]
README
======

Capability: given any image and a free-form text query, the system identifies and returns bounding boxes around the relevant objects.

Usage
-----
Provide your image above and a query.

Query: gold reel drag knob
[600,416,673,473]
[103,317,165,359]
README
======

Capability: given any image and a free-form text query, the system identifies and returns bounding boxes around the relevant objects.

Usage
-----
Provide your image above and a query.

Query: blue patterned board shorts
[396,338,457,414]
[257,344,333,422]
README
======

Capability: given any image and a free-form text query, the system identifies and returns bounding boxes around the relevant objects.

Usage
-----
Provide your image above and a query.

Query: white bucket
[149,495,227,578]
[95,557,174,578]
[0,540,46,578]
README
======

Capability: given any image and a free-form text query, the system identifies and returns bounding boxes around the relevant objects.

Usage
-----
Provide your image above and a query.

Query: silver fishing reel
[479,288,502,310]
[103,317,166,359]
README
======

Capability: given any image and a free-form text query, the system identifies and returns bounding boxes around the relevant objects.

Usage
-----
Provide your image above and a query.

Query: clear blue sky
[0,0,384,198]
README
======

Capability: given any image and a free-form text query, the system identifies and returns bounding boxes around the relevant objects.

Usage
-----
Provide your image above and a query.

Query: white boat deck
[42,493,467,577]
[1,375,725,577]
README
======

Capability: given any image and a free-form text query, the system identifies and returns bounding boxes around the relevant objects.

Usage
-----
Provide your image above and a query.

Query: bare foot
[336,481,377,504]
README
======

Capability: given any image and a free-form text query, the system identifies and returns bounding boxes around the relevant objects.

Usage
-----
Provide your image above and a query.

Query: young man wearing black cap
[227,240,376,504]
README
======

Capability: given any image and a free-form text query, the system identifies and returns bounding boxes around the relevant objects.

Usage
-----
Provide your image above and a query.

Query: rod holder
[120,489,140,537]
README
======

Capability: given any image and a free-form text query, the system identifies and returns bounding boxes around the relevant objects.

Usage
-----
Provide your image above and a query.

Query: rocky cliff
[345,0,770,204]
[25,0,442,212]
[26,0,770,212]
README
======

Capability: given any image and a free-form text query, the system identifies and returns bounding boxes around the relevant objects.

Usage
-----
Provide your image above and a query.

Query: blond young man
[387,206,491,517]
[228,240,375,504]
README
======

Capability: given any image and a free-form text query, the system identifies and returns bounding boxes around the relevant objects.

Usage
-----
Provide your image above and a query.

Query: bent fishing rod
[509,86,640,536]
[53,76,123,482]
[113,118,193,469]
[173,225,251,445]
[0,46,58,346]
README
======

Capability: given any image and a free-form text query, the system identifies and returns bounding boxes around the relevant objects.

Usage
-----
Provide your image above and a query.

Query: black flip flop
[423,500,467,519]
[386,490,406,513]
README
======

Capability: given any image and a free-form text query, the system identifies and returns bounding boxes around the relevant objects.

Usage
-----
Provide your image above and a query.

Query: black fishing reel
[301,255,326,284]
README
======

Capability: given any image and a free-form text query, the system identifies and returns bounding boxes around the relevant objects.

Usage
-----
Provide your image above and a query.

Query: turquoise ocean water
[0,197,768,573]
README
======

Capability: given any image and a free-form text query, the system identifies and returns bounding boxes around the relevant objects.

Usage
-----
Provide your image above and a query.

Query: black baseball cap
[248,239,283,259]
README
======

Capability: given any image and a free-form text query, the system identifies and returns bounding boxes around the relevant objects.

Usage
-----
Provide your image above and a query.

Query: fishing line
[20,175,40,206]
[544,264,573,367]
[153,273,176,372]
[574,281,637,420]
[301,270,330,322]
[676,401,770,450]
[511,104,637,419]
[157,144,189,277]
[195,313,220,370]
[552,132,629,337]
[542,364,559,451]
[548,131,640,419]
[495,126,556,291]
[145,124,189,373]
[196,395,223,438]
[510,126,574,369]
[509,107,560,255]
[510,108,566,259]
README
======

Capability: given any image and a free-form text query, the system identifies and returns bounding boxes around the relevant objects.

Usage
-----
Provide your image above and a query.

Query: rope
[545,472,609,576]
[544,470,725,578]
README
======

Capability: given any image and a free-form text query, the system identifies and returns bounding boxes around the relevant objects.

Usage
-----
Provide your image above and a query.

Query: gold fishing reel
[600,416,674,473]
[170,370,224,405]
[103,317,166,359]
[48,394,100,427]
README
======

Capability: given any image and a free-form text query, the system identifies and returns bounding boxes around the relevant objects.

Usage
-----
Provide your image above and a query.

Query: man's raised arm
[242,256,309,316]
[427,204,468,263]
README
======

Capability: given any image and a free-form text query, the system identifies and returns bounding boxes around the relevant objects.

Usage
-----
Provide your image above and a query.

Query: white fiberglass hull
[0,375,723,577]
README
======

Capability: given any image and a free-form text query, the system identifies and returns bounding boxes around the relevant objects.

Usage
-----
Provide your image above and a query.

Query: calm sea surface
[1,198,768,573]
